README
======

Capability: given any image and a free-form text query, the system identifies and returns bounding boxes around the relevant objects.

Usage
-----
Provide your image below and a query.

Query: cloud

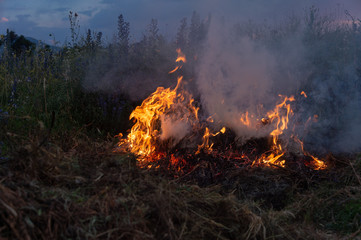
[0,0,113,44]
[2,0,361,44]
[0,17,8,22]
[3,0,108,29]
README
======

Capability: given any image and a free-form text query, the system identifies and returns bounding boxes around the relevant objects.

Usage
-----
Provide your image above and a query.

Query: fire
[118,49,199,165]
[118,75,198,160]
[122,81,178,157]
[116,49,327,172]
[196,127,226,154]
[169,48,186,74]
[252,95,295,167]
[168,66,180,74]
[301,91,307,98]
[240,112,251,126]
[294,137,327,170]
[175,48,186,63]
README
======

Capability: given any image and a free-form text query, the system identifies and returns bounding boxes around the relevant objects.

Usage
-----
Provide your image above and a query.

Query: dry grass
[0,132,360,239]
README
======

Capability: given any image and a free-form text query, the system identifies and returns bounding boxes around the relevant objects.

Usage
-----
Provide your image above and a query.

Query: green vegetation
[0,8,361,239]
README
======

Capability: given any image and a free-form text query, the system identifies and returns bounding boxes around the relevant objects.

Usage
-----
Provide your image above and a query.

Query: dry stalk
[348,159,361,186]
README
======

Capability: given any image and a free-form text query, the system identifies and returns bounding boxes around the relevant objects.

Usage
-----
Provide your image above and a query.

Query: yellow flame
[169,49,187,74]
[253,95,295,168]
[196,127,226,154]
[175,48,186,63]
[240,112,251,126]
[117,48,327,172]
[294,137,327,170]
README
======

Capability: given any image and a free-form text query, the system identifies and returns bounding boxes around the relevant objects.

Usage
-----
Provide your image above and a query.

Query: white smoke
[196,20,278,142]
[160,115,190,145]
[196,15,361,153]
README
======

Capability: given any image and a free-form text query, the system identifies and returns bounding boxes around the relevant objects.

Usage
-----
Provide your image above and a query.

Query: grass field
[1,8,361,239]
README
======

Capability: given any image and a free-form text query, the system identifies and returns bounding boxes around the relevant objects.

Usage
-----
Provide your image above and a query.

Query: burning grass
[0,130,360,239]
[1,8,361,239]
[115,49,328,175]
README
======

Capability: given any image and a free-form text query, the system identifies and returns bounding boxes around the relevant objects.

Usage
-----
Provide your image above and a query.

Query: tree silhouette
[117,14,130,57]
[176,17,188,50]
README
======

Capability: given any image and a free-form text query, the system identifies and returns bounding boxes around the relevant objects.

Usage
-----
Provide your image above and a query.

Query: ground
[0,133,360,239]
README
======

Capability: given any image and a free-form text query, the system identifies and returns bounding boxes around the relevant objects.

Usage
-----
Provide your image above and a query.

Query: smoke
[160,115,190,145]
[301,65,361,153]
[81,4,361,154]
[83,50,175,101]
[195,13,361,153]
[196,20,280,141]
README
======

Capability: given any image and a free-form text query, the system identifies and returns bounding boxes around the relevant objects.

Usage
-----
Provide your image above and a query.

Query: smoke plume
[195,13,361,153]
[196,21,277,141]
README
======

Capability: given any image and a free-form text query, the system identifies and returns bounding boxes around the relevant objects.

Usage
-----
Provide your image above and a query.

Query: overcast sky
[1,0,361,45]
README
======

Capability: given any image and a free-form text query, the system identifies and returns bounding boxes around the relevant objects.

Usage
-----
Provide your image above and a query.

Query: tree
[1,29,18,48]
[147,18,159,44]
[0,30,34,55]
[117,14,130,56]
[11,35,35,55]
[176,17,188,49]
[95,32,103,47]
[188,11,210,55]
[143,18,161,58]
[189,11,201,48]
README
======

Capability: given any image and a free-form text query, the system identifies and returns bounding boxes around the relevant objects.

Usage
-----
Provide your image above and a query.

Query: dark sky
[1,0,361,45]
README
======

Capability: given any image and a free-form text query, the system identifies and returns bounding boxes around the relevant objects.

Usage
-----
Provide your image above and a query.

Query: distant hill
[0,35,62,54]
[25,36,62,52]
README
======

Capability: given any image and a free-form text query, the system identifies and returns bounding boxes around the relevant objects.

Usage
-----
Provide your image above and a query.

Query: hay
[1,133,359,239]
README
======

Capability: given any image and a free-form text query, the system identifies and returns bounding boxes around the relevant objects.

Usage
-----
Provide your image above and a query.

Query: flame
[253,95,295,167]
[294,137,327,170]
[169,48,187,74]
[123,81,179,157]
[313,114,318,122]
[119,75,197,159]
[117,48,327,172]
[175,48,186,63]
[240,112,251,126]
[196,127,226,154]
[118,49,199,164]
[169,66,180,74]
[206,116,214,123]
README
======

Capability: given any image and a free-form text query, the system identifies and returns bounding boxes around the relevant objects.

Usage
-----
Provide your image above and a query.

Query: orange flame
[175,48,186,63]
[168,66,180,74]
[253,95,295,167]
[196,127,226,154]
[301,91,307,98]
[119,75,198,159]
[118,49,199,165]
[117,48,327,172]
[240,112,251,126]
[169,48,187,74]
[294,137,327,170]
[124,81,179,157]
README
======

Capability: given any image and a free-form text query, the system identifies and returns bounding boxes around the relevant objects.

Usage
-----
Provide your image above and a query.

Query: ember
[116,49,327,174]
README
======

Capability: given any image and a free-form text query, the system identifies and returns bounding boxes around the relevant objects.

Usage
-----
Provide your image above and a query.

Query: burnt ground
[0,133,361,239]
